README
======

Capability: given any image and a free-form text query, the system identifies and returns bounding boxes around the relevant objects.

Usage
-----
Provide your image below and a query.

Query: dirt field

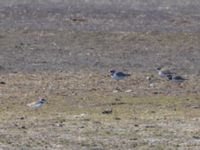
[0,0,200,149]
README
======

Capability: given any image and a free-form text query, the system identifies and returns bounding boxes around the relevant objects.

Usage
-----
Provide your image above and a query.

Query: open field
[0,0,200,149]
[0,72,199,149]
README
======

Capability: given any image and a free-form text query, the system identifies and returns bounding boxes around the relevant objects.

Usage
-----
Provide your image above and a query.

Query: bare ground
[0,1,200,149]
[0,72,200,149]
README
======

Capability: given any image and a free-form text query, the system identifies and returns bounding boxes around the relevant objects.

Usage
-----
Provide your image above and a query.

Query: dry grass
[0,72,199,149]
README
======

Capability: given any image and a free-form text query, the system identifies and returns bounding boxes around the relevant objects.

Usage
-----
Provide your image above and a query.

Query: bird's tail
[27,102,35,107]
[125,73,131,76]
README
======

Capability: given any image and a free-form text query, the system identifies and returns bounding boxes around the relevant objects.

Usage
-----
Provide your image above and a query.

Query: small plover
[110,70,130,81]
[155,67,174,78]
[27,98,47,109]
[167,74,188,84]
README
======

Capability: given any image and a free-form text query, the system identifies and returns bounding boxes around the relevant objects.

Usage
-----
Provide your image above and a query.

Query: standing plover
[167,74,188,84]
[155,67,174,78]
[110,70,130,81]
[27,98,47,109]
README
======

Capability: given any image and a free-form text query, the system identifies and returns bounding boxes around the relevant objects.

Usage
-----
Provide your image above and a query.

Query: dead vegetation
[0,72,199,149]
[0,1,200,149]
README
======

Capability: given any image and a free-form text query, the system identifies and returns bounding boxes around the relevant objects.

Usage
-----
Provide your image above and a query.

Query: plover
[110,70,130,81]
[167,74,188,84]
[155,67,174,78]
[27,98,47,109]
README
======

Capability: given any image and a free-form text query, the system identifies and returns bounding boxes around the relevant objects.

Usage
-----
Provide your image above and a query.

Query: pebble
[102,108,112,114]
[112,90,118,93]
[125,89,132,93]
[0,81,6,84]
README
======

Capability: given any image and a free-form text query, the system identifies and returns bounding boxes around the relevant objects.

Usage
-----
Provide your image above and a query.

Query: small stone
[21,126,26,129]
[102,108,112,114]
[20,42,24,46]
[130,138,137,141]
[112,90,118,93]
[80,113,86,117]
[83,118,90,121]
[145,125,155,128]
[0,81,6,85]
[20,117,25,120]
[153,91,158,95]
[94,121,101,125]
[125,89,132,93]
[191,105,200,109]
[115,98,120,101]
[193,136,200,139]
[149,83,155,88]
[111,102,117,105]
[56,123,64,127]
[146,76,151,80]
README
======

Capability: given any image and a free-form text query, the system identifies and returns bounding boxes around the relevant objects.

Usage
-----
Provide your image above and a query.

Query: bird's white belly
[32,103,43,109]
[112,74,124,80]
[159,71,166,77]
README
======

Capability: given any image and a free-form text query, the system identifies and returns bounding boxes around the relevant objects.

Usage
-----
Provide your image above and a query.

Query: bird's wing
[162,69,173,75]
[115,72,126,77]
[27,101,40,107]
[174,76,186,80]
[27,101,37,107]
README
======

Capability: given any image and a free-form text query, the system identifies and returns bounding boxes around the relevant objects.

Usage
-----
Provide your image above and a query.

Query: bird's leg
[115,80,122,92]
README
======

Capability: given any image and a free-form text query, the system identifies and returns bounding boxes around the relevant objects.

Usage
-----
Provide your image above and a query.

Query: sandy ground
[0,0,200,149]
